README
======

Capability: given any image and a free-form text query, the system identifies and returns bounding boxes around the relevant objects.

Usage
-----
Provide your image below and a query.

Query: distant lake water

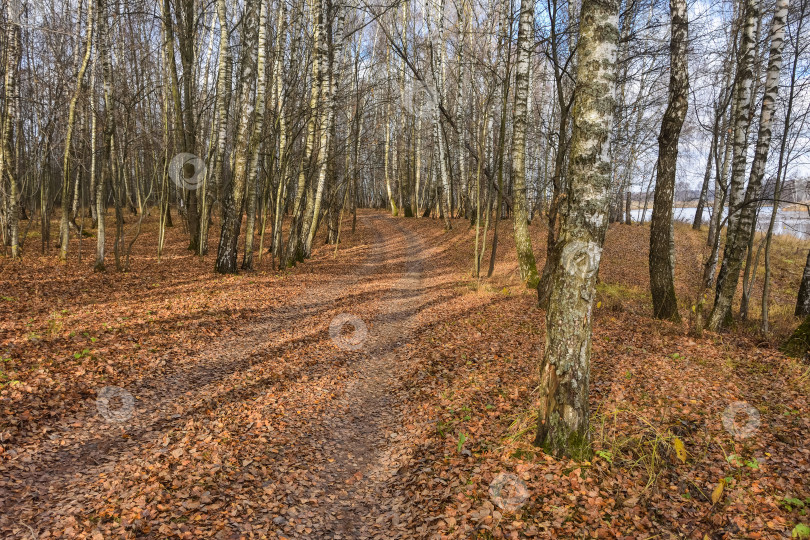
[629,207,810,240]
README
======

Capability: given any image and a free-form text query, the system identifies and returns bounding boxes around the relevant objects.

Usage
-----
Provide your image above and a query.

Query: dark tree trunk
[796,250,810,318]
[625,190,631,224]
[693,114,719,230]
[649,0,688,322]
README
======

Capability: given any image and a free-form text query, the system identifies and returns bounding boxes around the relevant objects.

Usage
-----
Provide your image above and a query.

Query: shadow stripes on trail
[0,215,390,536]
[273,218,428,539]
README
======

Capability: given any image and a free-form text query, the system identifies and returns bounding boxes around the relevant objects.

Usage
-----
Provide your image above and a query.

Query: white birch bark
[242,0,269,269]
[648,0,689,321]
[271,0,289,263]
[215,0,260,273]
[511,0,539,287]
[285,0,323,265]
[536,0,620,458]
[95,0,116,271]
[710,0,788,330]
[59,0,95,261]
[0,0,21,259]
[305,0,348,255]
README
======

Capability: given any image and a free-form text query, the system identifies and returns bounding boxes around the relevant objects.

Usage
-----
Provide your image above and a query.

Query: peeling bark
[710,0,786,331]
[511,0,539,288]
[535,0,620,459]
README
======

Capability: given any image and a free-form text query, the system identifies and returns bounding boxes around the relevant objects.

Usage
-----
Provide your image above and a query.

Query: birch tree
[709,0,783,331]
[59,0,94,262]
[511,0,539,287]
[199,0,232,256]
[242,0,269,270]
[271,0,289,264]
[95,0,115,271]
[763,0,806,332]
[303,0,348,257]
[428,0,452,230]
[648,0,689,322]
[285,0,324,267]
[535,0,620,458]
[215,0,260,274]
[0,0,22,259]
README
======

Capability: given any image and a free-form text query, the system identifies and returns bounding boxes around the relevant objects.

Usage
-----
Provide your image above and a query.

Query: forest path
[274,217,428,538]
[0,213,433,539]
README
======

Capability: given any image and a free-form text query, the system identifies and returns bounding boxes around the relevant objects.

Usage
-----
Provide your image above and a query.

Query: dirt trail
[0,214,432,539]
[288,220,427,538]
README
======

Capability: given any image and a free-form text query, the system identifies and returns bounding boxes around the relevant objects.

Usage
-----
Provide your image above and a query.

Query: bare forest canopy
[0,0,807,271]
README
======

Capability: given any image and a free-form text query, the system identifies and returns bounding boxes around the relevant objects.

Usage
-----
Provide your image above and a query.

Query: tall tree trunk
[158,42,171,260]
[649,0,688,322]
[511,0,539,287]
[383,46,398,216]
[304,0,346,256]
[298,1,332,250]
[271,0,289,264]
[534,0,620,459]
[693,109,719,230]
[487,0,514,276]
[762,0,805,333]
[709,0,785,331]
[198,7,229,256]
[454,0,470,219]
[0,0,22,259]
[95,0,115,272]
[177,0,200,252]
[40,134,52,254]
[473,115,488,277]
[215,0,259,274]
[285,0,323,267]
[242,1,268,270]
[59,0,94,261]
[429,0,452,230]
[162,0,185,207]
[89,52,99,228]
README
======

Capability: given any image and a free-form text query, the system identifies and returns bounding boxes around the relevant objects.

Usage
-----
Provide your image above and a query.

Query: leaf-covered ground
[0,210,808,539]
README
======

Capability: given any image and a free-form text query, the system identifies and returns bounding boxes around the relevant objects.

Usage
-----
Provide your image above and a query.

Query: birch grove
[1,0,810,461]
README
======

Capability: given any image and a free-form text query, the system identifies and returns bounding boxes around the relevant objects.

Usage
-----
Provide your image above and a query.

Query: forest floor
[0,210,808,539]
